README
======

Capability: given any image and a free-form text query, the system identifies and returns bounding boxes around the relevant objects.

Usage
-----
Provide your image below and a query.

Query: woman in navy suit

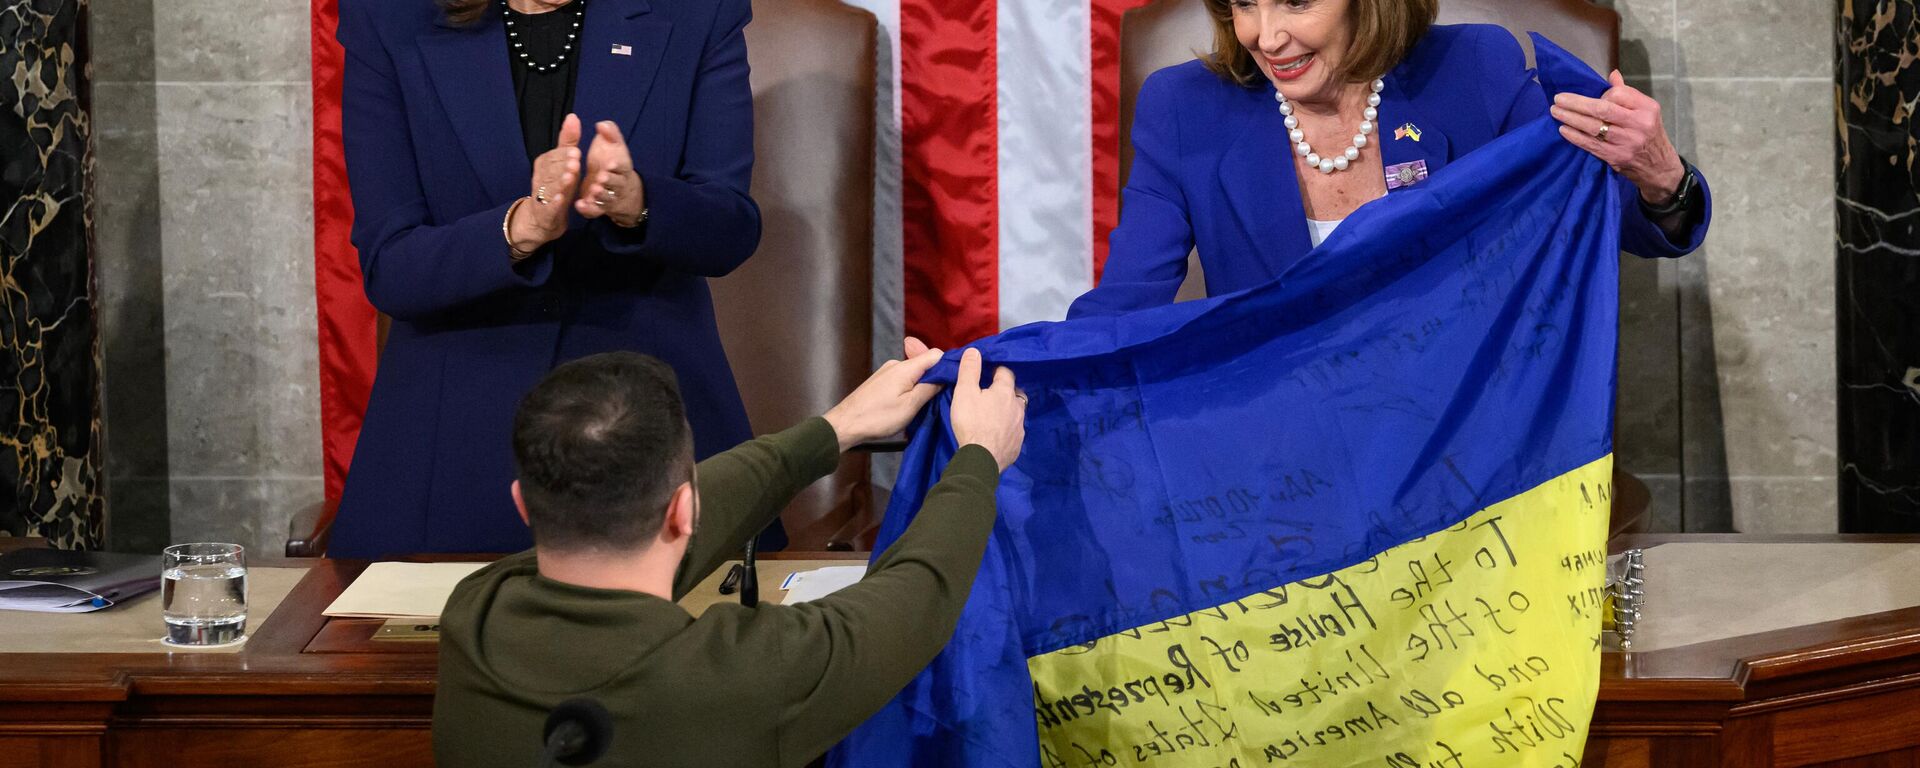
[1070,0,1710,318]
[327,0,768,557]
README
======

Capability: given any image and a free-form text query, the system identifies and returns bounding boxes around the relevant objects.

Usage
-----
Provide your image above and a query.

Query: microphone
[741,538,760,608]
[541,697,613,767]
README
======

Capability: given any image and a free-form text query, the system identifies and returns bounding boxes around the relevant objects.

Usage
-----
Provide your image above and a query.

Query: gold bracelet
[503,196,535,261]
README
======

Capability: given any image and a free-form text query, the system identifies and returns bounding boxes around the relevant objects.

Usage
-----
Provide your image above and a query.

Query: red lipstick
[1268,53,1315,82]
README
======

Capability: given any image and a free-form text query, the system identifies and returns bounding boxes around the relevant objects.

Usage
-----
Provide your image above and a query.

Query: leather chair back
[1436,0,1618,73]
[712,0,879,550]
[1116,0,1216,302]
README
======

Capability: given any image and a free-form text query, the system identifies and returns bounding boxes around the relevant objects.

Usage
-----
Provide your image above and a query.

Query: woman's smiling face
[1232,0,1355,107]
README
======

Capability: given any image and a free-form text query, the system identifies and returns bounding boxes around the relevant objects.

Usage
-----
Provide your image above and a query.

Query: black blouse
[504,0,583,162]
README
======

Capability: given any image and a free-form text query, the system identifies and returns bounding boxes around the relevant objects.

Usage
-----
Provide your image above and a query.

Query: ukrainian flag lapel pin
[1393,122,1423,142]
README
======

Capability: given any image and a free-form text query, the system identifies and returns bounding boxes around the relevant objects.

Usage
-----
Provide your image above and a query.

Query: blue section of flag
[834,37,1620,768]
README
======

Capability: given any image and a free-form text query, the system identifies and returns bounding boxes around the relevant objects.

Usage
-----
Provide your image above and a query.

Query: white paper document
[0,583,116,613]
[778,566,868,605]
[0,549,161,614]
[323,562,490,620]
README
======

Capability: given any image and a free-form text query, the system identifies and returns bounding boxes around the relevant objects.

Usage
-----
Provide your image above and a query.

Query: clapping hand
[509,114,583,253]
[575,120,647,227]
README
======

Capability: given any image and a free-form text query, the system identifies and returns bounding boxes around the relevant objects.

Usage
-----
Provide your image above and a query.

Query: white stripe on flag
[996,0,1093,330]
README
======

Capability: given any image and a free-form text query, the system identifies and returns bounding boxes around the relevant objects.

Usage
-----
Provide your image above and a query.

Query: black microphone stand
[740,537,759,608]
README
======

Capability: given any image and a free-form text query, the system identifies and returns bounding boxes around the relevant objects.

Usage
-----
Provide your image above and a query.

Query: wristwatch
[614,206,650,230]
[1640,157,1698,218]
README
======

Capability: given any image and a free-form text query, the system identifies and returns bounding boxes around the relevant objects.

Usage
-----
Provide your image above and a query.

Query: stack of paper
[0,549,160,613]
[323,562,489,621]
[778,565,867,604]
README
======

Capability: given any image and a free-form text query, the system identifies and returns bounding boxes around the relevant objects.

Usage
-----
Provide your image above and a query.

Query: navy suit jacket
[328,0,759,557]
[1069,24,1712,317]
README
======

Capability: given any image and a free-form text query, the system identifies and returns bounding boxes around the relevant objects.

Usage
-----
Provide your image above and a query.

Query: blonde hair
[1199,0,1439,87]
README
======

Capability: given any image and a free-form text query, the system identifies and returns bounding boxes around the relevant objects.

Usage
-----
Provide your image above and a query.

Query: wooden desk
[0,556,435,768]
[0,552,858,768]
[6,539,1920,767]
[1590,534,1920,767]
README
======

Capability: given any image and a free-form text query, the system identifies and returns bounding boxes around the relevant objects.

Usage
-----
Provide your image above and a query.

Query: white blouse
[1307,217,1344,248]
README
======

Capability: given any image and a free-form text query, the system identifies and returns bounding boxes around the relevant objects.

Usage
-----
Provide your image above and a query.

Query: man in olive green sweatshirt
[434,340,1025,768]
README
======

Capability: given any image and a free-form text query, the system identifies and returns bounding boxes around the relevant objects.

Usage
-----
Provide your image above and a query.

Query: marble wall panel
[1678,248,1736,531]
[1615,75,1690,524]
[92,82,166,478]
[1596,0,1677,78]
[1640,474,1684,532]
[155,83,319,483]
[1677,0,1831,78]
[85,0,151,83]
[86,0,168,552]
[1688,79,1838,531]
[92,80,173,550]
[169,477,321,557]
[1617,248,1682,517]
[104,476,168,553]
[1836,0,1920,530]
[1607,0,1840,536]
[1684,473,1735,532]
[2,0,104,548]
[1729,477,1847,533]
[151,0,308,83]
[88,0,319,553]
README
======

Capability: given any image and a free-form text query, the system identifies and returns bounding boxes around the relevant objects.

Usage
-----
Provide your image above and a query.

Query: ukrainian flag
[838,38,1619,768]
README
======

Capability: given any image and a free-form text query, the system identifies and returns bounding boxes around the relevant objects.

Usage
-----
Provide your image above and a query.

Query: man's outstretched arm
[672,340,949,599]
[767,349,1029,763]
[672,418,841,599]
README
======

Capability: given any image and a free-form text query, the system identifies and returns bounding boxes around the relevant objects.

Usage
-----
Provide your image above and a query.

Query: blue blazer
[328,0,759,558]
[1069,24,1711,318]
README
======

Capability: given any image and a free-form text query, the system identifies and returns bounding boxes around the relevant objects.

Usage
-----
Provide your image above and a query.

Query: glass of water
[162,543,249,646]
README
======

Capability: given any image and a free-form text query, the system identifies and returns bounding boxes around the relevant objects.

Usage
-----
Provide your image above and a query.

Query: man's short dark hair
[512,352,694,552]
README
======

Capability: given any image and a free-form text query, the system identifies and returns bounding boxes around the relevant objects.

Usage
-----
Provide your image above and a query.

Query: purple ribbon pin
[1384,159,1429,191]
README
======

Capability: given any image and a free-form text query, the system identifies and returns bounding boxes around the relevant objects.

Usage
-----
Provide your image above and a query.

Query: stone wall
[1603,0,1837,532]
[92,0,318,555]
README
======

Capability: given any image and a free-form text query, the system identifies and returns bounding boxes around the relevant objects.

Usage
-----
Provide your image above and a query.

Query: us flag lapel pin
[611,43,633,56]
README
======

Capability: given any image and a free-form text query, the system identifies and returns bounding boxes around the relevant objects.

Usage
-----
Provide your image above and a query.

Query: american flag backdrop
[310,0,1159,498]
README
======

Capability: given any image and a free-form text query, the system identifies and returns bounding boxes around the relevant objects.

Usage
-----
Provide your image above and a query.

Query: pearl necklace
[1277,78,1385,175]
[504,0,584,74]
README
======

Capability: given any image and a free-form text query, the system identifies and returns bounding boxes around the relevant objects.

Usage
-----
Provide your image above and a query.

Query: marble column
[1837,0,1920,531]
[0,0,105,547]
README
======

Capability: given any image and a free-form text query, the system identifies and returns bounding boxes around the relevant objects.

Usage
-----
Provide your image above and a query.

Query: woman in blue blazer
[1070,0,1710,318]
[327,0,766,557]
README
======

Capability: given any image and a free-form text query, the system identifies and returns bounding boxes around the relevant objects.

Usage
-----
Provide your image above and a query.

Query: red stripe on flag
[899,0,999,348]
[312,0,379,504]
[1089,0,1154,285]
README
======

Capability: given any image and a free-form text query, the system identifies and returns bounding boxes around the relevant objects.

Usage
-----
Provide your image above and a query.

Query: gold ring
[535,185,549,205]
[605,189,618,199]
[1596,123,1611,142]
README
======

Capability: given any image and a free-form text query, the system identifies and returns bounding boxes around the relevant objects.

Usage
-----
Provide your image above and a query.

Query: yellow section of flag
[1029,455,1612,768]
